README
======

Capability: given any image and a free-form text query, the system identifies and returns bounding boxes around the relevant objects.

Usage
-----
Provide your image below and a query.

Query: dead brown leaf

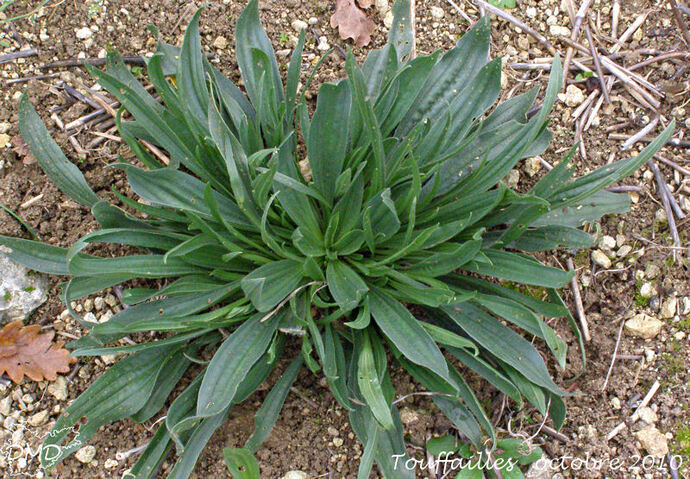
[11,135,35,165]
[331,0,376,47]
[0,321,74,383]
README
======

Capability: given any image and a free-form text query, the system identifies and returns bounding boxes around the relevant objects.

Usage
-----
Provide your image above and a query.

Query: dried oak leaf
[0,321,74,383]
[331,0,376,47]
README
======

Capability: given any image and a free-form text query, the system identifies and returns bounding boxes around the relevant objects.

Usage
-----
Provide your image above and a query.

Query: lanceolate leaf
[0,235,69,275]
[197,313,280,417]
[245,355,303,453]
[18,94,99,207]
[369,287,451,383]
[41,346,179,469]
[442,303,564,395]
[309,81,351,204]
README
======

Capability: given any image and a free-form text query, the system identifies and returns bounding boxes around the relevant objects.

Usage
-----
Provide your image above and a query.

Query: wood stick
[610,12,649,53]
[621,116,659,150]
[584,80,609,131]
[88,131,122,142]
[670,0,690,46]
[631,380,661,422]
[628,51,690,71]
[508,62,582,71]
[557,37,662,107]
[609,133,690,148]
[562,0,594,89]
[585,24,610,104]
[558,36,664,95]
[0,48,38,65]
[446,0,474,25]
[541,425,569,443]
[39,56,146,70]
[601,316,625,391]
[567,258,590,342]
[655,154,690,176]
[410,0,416,59]
[607,380,661,440]
[470,0,557,54]
[572,89,599,120]
[611,0,620,39]
[5,73,60,85]
[648,159,681,247]
[20,194,44,209]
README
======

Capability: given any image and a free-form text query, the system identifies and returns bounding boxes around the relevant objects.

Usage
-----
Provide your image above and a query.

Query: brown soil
[0,0,688,478]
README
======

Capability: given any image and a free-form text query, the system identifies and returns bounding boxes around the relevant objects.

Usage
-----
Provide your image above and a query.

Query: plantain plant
[1,0,672,477]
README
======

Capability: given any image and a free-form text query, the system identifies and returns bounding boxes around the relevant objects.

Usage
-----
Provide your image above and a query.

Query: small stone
[3,415,17,430]
[637,407,658,425]
[291,19,308,32]
[591,250,612,269]
[104,458,118,469]
[430,6,444,19]
[645,264,661,279]
[383,10,394,29]
[599,235,616,250]
[400,407,419,425]
[47,376,68,401]
[317,36,330,52]
[327,426,339,436]
[640,282,655,298]
[0,133,9,148]
[94,297,105,311]
[525,461,553,478]
[625,313,663,339]
[83,312,98,323]
[517,35,530,51]
[75,445,96,464]
[549,25,571,37]
[99,310,113,323]
[661,296,677,319]
[308,16,318,25]
[28,410,49,427]
[333,437,344,447]
[212,36,228,49]
[0,122,10,134]
[645,349,656,362]
[505,169,520,189]
[674,331,686,341]
[76,27,93,40]
[611,397,621,410]
[655,208,667,223]
[0,395,11,416]
[681,297,690,316]
[617,245,632,257]
[634,426,668,457]
[524,157,542,177]
[83,298,94,312]
[560,84,585,107]
[281,472,309,479]
[0,255,49,324]
[525,7,537,18]
[104,294,117,307]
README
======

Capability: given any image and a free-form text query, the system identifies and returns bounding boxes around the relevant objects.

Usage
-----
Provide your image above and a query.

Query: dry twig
[471,0,557,54]
[567,258,590,342]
